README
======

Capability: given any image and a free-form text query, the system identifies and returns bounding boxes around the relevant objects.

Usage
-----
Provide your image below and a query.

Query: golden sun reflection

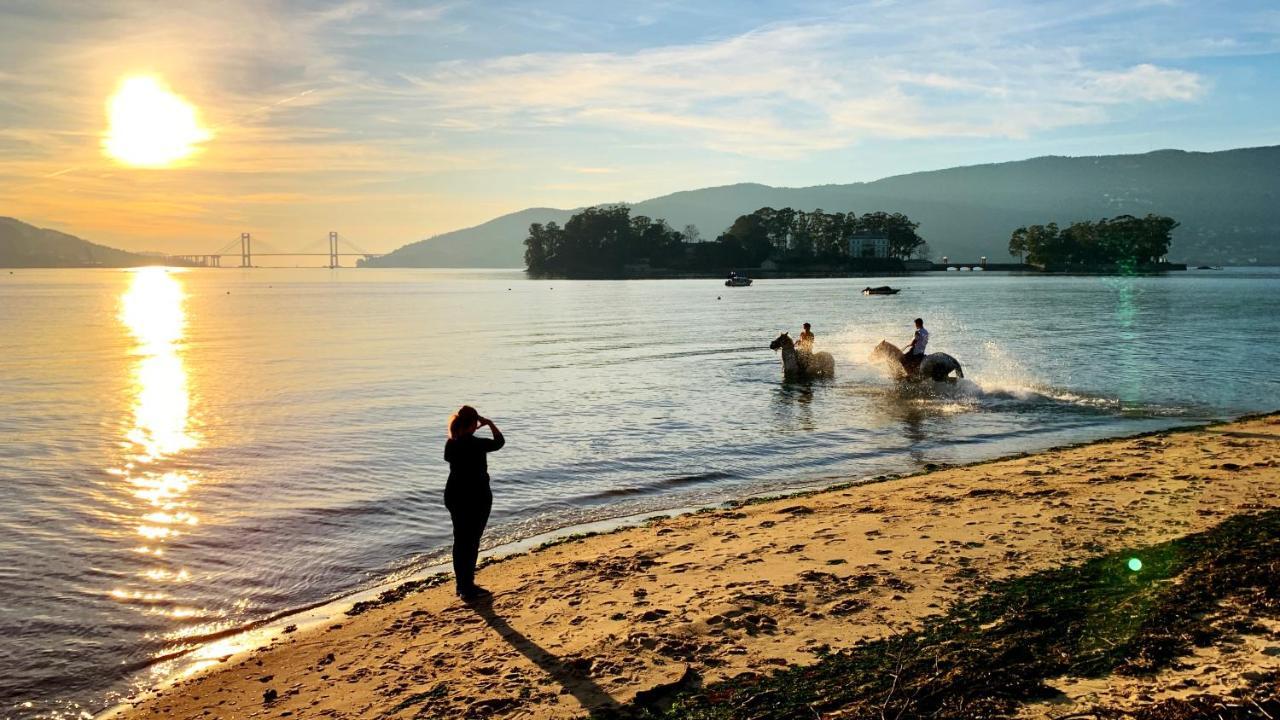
[103,76,211,167]
[113,268,201,630]
[132,471,193,505]
[121,268,195,461]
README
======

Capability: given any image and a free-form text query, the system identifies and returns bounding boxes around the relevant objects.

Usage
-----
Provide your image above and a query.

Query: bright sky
[1,0,1277,255]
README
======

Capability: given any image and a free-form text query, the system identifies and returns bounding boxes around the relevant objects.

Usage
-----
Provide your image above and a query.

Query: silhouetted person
[797,323,815,353]
[902,318,928,375]
[444,405,504,600]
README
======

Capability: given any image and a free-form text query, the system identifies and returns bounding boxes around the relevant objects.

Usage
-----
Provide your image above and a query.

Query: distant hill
[366,146,1280,267]
[366,207,577,269]
[0,217,176,268]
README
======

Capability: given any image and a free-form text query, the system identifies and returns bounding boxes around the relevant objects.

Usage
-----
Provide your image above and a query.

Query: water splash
[823,317,1193,419]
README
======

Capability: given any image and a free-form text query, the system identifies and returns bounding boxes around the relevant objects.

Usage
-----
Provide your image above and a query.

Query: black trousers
[445,491,492,592]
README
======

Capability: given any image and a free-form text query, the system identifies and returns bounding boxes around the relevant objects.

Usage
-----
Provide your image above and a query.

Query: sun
[103,76,212,167]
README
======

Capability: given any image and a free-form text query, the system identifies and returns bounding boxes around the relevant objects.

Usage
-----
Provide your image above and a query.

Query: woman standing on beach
[444,405,505,600]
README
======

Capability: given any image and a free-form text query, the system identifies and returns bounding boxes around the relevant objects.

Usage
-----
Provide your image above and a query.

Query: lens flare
[103,76,211,167]
[1127,557,1143,572]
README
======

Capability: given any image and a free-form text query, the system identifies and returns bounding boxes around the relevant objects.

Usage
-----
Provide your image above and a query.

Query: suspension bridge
[172,232,384,268]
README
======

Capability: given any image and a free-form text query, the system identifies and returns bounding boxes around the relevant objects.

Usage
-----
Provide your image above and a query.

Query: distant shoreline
[522,261,1188,280]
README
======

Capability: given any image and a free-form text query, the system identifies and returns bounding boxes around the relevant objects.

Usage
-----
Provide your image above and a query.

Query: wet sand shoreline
[110,413,1280,719]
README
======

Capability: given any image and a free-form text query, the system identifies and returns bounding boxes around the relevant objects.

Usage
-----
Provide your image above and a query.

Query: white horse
[870,340,964,382]
[770,332,836,380]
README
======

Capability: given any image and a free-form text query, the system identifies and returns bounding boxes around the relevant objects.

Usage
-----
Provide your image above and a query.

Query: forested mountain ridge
[365,146,1280,267]
[0,217,173,268]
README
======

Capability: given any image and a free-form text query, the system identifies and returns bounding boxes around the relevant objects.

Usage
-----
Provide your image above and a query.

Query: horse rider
[796,323,815,353]
[902,318,928,375]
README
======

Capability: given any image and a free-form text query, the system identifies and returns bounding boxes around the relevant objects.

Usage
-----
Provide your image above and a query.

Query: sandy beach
[114,414,1280,719]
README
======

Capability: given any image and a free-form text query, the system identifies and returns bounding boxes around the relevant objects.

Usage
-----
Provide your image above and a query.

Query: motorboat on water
[862,285,900,295]
[724,272,753,287]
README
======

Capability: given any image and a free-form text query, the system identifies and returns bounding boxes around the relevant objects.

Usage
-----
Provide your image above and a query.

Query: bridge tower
[328,231,339,269]
[240,232,252,267]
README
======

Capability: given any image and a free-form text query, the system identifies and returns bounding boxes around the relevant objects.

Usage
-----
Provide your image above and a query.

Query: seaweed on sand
[1098,673,1279,720]
[345,575,449,617]
[600,509,1280,719]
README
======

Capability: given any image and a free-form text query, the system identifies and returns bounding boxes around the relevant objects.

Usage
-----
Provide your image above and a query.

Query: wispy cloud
[392,9,1213,157]
[0,0,1273,253]
[1079,64,1205,103]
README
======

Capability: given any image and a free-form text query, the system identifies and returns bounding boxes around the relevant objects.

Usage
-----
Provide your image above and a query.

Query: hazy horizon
[2,0,1278,255]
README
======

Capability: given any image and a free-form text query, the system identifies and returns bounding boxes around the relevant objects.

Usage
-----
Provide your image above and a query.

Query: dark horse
[770,332,836,380]
[870,340,964,382]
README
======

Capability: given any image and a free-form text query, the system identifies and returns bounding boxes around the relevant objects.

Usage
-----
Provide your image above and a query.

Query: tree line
[1009,215,1178,271]
[524,205,926,277]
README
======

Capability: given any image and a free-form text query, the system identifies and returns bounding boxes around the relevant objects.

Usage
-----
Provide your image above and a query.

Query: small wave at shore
[568,471,737,502]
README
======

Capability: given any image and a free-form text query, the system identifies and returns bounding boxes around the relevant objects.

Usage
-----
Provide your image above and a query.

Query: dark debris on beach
[598,509,1280,720]
[345,575,449,617]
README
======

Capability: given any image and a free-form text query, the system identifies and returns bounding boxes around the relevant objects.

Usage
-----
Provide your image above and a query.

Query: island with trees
[1009,215,1183,272]
[523,205,928,278]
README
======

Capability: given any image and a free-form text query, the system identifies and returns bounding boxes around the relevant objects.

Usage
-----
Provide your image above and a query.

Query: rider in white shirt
[903,318,928,374]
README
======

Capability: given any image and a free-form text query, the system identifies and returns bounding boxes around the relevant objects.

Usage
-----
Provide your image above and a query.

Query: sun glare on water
[120,267,194,459]
[104,76,211,167]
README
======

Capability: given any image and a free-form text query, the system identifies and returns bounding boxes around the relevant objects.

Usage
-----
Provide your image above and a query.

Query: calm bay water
[1,266,1278,718]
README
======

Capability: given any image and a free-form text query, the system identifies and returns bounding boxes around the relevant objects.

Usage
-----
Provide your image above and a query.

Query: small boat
[724,272,753,287]
[862,286,900,296]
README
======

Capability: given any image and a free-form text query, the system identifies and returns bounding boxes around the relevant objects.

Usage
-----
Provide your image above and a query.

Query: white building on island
[848,234,890,258]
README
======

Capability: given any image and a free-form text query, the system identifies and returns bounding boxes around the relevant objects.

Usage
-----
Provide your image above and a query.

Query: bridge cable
[337,236,376,256]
